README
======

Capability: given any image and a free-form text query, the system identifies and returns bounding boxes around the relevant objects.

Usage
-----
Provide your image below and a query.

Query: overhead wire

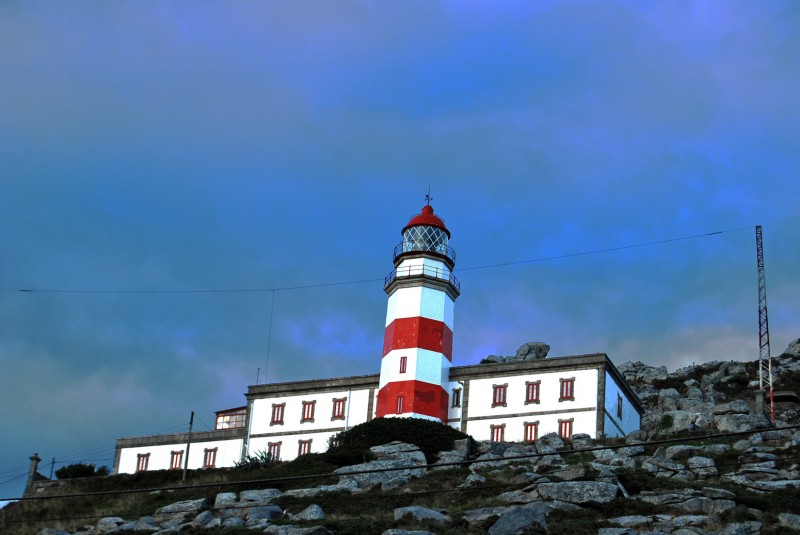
[0,226,751,295]
[4,426,800,526]
[3,422,798,504]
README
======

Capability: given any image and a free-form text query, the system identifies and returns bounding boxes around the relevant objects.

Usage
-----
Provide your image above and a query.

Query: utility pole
[755,225,775,424]
[182,411,194,482]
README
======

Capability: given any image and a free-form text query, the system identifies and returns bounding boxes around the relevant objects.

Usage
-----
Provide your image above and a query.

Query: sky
[1,0,798,500]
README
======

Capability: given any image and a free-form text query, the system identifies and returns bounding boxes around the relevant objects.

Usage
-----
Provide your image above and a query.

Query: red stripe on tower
[382,317,453,360]
[377,200,461,422]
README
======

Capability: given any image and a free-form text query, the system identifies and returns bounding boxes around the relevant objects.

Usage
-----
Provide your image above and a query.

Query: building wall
[603,370,641,437]
[117,437,243,474]
[462,367,601,439]
[114,356,642,472]
[246,386,374,461]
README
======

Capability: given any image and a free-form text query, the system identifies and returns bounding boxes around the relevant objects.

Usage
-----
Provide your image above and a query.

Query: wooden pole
[182,411,194,482]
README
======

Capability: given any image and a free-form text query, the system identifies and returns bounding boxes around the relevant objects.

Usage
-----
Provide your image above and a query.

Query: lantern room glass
[402,225,449,256]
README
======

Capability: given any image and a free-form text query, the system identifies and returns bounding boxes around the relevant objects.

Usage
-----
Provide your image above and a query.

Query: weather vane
[425,185,432,206]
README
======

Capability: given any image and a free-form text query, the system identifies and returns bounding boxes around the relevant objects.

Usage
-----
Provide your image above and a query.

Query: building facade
[114,203,643,474]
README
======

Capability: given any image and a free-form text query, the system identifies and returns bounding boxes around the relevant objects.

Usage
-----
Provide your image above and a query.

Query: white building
[114,202,642,474]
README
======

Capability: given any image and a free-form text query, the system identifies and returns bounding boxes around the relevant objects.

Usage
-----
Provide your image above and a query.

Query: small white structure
[114,202,643,474]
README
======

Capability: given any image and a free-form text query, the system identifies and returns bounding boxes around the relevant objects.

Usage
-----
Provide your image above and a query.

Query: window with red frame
[490,424,505,443]
[399,356,407,373]
[451,387,462,408]
[524,422,539,443]
[396,395,404,414]
[525,381,540,404]
[170,450,183,470]
[617,393,623,419]
[332,398,347,420]
[203,447,217,468]
[301,400,316,422]
[298,439,312,456]
[268,442,281,461]
[492,384,507,407]
[558,419,573,439]
[136,453,149,472]
[559,378,575,401]
[271,403,285,425]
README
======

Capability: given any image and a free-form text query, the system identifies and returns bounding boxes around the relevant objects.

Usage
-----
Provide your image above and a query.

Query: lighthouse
[376,199,461,422]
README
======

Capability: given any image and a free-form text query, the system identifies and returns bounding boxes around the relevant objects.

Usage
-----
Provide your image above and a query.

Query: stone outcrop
[483,342,550,364]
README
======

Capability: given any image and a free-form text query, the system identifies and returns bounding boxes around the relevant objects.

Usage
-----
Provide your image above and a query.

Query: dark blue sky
[1,1,799,500]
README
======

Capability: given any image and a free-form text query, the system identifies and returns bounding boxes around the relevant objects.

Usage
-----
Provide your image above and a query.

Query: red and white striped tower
[376,199,460,422]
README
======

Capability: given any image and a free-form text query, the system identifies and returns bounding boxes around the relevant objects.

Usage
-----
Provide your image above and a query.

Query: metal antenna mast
[756,225,775,423]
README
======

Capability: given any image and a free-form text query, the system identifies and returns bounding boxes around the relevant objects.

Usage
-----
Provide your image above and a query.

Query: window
[396,395,404,414]
[492,384,507,407]
[301,400,316,422]
[332,398,347,420]
[617,393,623,419]
[559,419,574,439]
[268,442,281,462]
[490,424,505,443]
[298,439,312,456]
[559,378,575,401]
[215,407,247,430]
[525,381,540,404]
[399,356,407,373]
[170,450,183,470]
[271,403,285,425]
[524,422,539,443]
[451,387,462,408]
[136,453,150,472]
[203,447,217,468]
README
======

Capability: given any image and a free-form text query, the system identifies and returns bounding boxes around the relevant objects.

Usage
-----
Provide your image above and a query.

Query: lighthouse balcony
[393,241,456,264]
[384,264,461,291]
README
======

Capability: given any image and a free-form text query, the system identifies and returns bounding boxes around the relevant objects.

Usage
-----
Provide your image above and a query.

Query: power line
[4,437,800,526]
[457,226,753,272]
[4,422,798,504]
[1,226,750,295]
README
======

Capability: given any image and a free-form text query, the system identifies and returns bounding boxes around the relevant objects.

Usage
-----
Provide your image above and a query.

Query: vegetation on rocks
[54,463,110,480]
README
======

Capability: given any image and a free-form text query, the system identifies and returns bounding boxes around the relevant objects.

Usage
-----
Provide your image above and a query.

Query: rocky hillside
[619,338,800,436]
[11,339,800,535]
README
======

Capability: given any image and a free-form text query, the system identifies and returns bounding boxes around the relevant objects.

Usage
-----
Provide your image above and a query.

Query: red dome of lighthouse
[402,204,451,238]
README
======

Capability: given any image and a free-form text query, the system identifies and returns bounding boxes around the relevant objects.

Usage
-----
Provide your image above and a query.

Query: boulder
[370,442,427,464]
[293,504,326,521]
[382,531,437,535]
[712,400,750,415]
[665,445,700,460]
[514,342,550,360]
[394,506,451,524]
[658,389,681,411]
[95,518,126,534]
[462,506,515,525]
[240,488,282,503]
[714,414,755,433]
[779,513,800,530]
[154,498,206,522]
[488,504,549,534]
[687,456,718,478]
[131,515,160,532]
[534,481,618,504]
[246,505,284,521]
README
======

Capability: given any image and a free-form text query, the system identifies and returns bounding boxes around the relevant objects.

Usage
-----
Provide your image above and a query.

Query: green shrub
[234,449,276,471]
[659,414,674,430]
[328,417,473,463]
[54,463,110,480]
